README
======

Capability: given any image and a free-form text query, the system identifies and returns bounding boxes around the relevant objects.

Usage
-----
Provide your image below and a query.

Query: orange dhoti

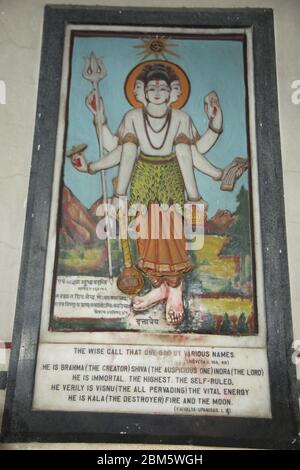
[129,152,193,288]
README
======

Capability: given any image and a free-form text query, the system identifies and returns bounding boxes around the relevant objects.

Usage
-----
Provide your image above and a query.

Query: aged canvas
[50,29,255,336]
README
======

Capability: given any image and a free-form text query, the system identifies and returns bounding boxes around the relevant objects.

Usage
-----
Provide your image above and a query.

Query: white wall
[0,0,299,448]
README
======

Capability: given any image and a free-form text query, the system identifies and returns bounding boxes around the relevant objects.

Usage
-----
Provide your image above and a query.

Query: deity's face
[145,80,170,105]
[133,80,145,104]
[170,80,182,104]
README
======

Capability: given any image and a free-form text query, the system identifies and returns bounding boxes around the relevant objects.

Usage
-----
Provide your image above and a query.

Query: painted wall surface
[0,0,299,448]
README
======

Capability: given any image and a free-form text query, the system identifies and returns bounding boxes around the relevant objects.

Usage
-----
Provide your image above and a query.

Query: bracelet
[87,162,96,175]
[187,196,204,203]
[113,192,126,199]
[208,119,223,134]
[213,170,223,181]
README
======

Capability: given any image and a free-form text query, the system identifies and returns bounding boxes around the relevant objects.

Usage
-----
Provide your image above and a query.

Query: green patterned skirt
[130,152,185,210]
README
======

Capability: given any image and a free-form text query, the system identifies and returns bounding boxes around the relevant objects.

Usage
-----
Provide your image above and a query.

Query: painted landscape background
[53,184,257,336]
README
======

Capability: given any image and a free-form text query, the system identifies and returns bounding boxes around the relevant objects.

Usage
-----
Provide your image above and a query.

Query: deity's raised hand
[66,144,88,172]
[85,91,106,124]
[204,91,221,120]
[71,152,88,173]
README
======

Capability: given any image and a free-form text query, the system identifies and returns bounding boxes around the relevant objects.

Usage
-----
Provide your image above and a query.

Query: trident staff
[83,52,113,280]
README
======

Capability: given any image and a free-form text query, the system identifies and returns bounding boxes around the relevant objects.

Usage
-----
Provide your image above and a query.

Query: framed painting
[2,6,299,448]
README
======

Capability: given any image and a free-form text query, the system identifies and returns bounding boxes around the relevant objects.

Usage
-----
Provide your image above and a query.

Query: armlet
[118,132,139,145]
[191,130,201,144]
[174,133,193,145]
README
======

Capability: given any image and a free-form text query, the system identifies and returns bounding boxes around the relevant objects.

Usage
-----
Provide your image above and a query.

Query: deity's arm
[195,127,221,155]
[115,142,138,196]
[173,112,201,200]
[86,93,121,152]
[88,146,122,173]
[175,142,201,201]
[114,111,139,196]
[195,91,223,154]
[188,118,222,178]
[93,116,120,152]
[191,145,222,181]
[102,126,120,152]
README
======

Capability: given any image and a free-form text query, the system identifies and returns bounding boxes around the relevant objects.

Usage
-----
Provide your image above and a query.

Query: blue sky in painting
[64,34,248,217]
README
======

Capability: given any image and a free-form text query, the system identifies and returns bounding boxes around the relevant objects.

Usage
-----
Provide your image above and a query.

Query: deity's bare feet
[165,282,184,325]
[132,282,167,312]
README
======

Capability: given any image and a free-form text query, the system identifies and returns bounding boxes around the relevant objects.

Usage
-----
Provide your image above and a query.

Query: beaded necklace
[142,107,172,151]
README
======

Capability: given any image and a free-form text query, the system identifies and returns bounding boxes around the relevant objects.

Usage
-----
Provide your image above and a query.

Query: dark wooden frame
[1,5,299,449]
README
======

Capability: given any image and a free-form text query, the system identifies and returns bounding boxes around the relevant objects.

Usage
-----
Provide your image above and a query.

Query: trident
[83,52,113,280]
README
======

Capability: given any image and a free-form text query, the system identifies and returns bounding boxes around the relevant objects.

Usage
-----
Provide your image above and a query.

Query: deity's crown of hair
[139,63,179,86]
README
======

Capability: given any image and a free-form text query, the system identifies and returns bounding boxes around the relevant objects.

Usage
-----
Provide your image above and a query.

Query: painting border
[1,5,299,448]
